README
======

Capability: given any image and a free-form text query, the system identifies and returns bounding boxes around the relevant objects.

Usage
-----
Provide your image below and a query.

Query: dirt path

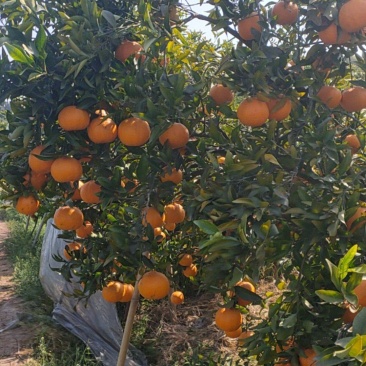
[0,221,36,365]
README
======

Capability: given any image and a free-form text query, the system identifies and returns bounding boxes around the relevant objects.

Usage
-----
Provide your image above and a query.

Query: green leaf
[326,259,341,289]
[4,43,34,64]
[235,286,263,305]
[315,289,344,303]
[353,308,366,336]
[264,153,281,166]
[338,244,358,280]
[193,220,219,235]
[35,25,47,55]
[101,10,117,28]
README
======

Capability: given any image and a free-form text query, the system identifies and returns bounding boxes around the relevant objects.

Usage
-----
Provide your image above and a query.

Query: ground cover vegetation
[1,0,366,364]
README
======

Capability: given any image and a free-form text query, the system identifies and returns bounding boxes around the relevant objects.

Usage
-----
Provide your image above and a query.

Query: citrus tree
[1,0,366,364]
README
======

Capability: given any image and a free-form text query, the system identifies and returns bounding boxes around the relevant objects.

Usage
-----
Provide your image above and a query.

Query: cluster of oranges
[178,253,198,278]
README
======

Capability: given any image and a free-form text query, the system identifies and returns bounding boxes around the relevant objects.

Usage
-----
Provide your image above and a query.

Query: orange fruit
[63,242,85,261]
[75,221,93,238]
[340,86,366,112]
[160,167,183,184]
[29,171,48,191]
[87,116,117,144]
[209,84,234,105]
[266,98,292,121]
[236,280,256,306]
[142,207,163,228]
[178,254,193,266]
[58,106,90,131]
[138,270,170,300]
[102,281,126,303]
[118,117,151,147]
[299,348,317,366]
[79,180,101,204]
[153,227,166,242]
[238,13,262,41]
[164,221,176,231]
[354,279,366,306]
[215,307,242,332]
[183,263,198,277]
[120,283,134,302]
[318,22,351,45]
[342,304,360,323]
[316,86,342,109]
[237,98,269,127]
[339,0,366,33]
[15,195,40,216]
[170,290,184,305]
[312,56,333,74]
[50,157,83,183]
[217,156,226,164]
[115,40,143,63]
[238,330,255,346]
[225,327,242,338]
[345,134,361,154]
[346,206,366,232]
[54,206,84,231]
[71,180,84,201]
[159,123,189,149]
[28,145,54,174]
[272,1,299,25]
[164,202,185,224]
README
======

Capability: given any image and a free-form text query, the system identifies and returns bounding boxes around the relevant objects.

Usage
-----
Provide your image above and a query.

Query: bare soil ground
[0,222,37,365]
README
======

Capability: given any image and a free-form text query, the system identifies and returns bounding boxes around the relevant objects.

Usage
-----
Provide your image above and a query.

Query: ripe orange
[138,270,170,300]
[160,167,183,184]
[75,221,93,238]
[170,290,184,305]
[164,202,186,224]
[118,117,151,146]
[225,327,242,338]
[153,227,166,242]
[58,106,90,131]
[159,123,189,149]
[316,86,342,109]
[266,98,292,121]
[299,348,317,366]
[79,180,101,204]
[183,263,198,277]
[346,206,366,232]
[340,86,366,112]
[120,283,134,302]
[237,98,269,127]
[238,330,255,346]
[178,253,193,266]
[354,279,366,306]
[102,281,126,303]
[115,40,143,63]
[342,304,359,323]
[28,145,54,174]
[236,280,256,306]
[15,195,40,216]
[215,307,242,332]
[209,84,234,105]
[71,180,84,201]
[54,206,84,231]
[87,116,117,144]
[27,171,48,191]
[238,13,262,41]
[142,206,163,228]
[217,156,226,164]
[272,1,299,25]
[50,157,83,183]
[318,22,351,45]
[339,0,366,33]
[63,242,84,261]
[164,221,176,231]
[345,134,361,154]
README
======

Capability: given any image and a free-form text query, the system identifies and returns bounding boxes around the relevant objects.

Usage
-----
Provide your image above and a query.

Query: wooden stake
[116,272,142,366]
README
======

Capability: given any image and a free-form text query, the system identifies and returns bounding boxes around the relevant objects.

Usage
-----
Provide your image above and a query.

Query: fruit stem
[116,271,142,366]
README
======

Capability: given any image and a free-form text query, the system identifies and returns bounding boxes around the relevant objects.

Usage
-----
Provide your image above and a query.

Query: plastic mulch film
[39,219,148,366]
